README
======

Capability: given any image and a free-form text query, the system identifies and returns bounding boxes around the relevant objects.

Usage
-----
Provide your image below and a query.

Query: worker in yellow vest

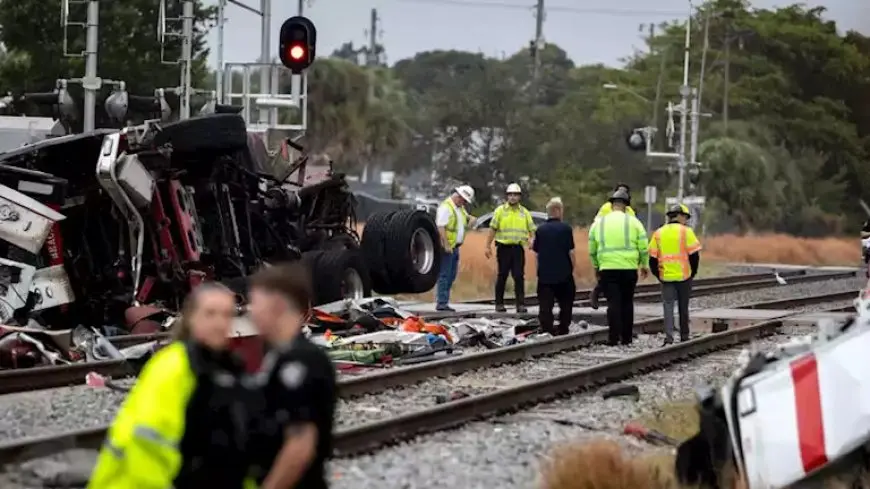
[590,183,636,310]
[485,183,536,312]
[648,204,702,345]
[435,185,477,311]
[588,188,649,345]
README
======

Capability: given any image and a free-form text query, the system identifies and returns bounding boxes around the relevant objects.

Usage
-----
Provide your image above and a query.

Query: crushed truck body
[0,114,442,369]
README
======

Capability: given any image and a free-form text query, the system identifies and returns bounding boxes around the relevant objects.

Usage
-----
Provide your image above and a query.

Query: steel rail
[0,304,844,465]
[0,287,859,396]
[463,269,810,305]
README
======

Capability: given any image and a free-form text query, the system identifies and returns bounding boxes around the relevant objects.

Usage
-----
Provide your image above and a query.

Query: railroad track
[0,279,858,396]
[0,291,855,465]
[464,269,813,306]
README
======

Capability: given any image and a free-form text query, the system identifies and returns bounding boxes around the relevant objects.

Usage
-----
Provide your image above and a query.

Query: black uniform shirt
[533,217,575,285]
[248,335,336,489]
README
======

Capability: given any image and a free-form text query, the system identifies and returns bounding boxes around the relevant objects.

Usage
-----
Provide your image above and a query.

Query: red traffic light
[279,16,317,73]
[289,44,305,60]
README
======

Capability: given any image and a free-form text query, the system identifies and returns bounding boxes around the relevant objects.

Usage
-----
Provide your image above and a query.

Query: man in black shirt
[532,197,576,335]
[247,263,336,489]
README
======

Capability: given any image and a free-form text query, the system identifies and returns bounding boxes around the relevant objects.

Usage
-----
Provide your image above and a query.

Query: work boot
[589,287,600,310]
[435,305,455,312]
[662,337,674,347]
[516,305,528,313]
[495,304,507,313]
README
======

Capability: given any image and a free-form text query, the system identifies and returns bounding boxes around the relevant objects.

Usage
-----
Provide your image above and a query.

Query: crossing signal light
[279,16,317,73]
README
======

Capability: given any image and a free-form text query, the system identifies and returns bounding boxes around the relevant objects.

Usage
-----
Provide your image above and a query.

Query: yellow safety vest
[441,198,469,248]
[588,211,648,270]
[594,202,636,222]
[88,342,195,489]
[648,222,702,282]
[491,203,535,245]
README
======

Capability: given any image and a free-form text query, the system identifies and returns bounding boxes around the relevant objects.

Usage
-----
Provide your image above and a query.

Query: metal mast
[61,0,101,131]
[258,0,271,124]
[676,7,691,202]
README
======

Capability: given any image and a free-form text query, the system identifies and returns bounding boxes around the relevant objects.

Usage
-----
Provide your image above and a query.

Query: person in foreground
[247,262,337,489]
[533,197,576,336]
[589,183,636,310]
[588,188,649,346]
[88,283,250,489]
[435,185,477,311]
[485,183,536,313]
[648,204,701,345]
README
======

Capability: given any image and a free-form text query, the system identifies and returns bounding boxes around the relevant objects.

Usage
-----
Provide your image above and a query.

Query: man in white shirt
[434,185,476,311]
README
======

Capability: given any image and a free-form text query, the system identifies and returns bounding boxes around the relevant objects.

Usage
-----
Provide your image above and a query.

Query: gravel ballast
[328,328,809,489]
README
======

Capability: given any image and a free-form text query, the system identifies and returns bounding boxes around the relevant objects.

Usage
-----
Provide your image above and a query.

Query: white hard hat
[506,183,522,194]
[455,185,475,204]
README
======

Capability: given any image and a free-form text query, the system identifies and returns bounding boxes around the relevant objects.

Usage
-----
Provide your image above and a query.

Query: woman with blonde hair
[88,282,255,489]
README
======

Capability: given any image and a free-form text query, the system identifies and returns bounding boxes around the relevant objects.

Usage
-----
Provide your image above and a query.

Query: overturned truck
[0,113,440,333]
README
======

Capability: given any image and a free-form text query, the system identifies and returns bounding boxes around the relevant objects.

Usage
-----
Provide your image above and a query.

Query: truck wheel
[313,249,372,305]
[383,210,442,293]
[153,114,248,153]
[360,211,399,294]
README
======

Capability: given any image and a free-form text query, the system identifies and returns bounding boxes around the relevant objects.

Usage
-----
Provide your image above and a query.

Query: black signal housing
[279,16,317,73]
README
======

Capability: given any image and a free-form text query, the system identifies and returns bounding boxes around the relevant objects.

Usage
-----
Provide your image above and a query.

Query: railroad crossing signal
[279,16,317,74]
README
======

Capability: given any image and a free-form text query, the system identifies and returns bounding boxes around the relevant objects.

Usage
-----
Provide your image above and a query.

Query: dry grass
[383,226,860,301]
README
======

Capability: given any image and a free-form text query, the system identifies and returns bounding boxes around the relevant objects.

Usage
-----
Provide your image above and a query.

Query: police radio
[279,16,317,73]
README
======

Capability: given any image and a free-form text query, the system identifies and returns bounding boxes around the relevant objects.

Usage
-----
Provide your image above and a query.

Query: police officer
[88,283,252,489]
[485,183,536,313]
[589,183,636,310]
[588,188,649,345]
[649,204,702,345]
[435,185,477,312]
[246,262,336,489]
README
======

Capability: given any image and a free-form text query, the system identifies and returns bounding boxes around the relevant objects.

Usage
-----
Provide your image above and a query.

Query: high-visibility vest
[648,222,701,281]
[491,203,534,245]
[594,202,636,223]
[588,211,648,270]
[87,343,258,489]
[440,198,469,248]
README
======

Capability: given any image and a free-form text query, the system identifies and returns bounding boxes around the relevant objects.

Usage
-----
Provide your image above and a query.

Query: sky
[204,0,868,69]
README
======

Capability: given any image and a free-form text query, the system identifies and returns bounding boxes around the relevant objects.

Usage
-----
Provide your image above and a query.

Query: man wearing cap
[648,204,702,345]
[589,183,636,310]
[588,188,649,345]
[533,197,576,336]
[485,183,536,313]
[434,185,477,312]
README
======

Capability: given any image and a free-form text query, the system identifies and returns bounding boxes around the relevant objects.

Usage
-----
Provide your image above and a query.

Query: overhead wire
[394,0,685,18]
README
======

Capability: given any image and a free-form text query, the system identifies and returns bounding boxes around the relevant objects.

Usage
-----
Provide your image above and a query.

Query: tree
[0,0,215,94]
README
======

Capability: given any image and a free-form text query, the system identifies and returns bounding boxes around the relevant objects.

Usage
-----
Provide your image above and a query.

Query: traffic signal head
[279,16,317,73]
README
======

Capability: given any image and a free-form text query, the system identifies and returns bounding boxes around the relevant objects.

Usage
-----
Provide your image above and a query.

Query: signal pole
[366,9,380,67]
[82,0,99,131]
[676,9,691,202]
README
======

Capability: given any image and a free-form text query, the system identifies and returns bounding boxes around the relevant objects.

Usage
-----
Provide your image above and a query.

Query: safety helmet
[614,183,631,193]
[609,188,631,204]
[455,185,475,204]
[666,203,690,216]
[506,183,522,194]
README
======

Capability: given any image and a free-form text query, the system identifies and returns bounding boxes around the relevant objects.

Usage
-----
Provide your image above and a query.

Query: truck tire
[153,114,248,153]
[360,211,399,294]
[312,249,372,305]
[383,210,442,293]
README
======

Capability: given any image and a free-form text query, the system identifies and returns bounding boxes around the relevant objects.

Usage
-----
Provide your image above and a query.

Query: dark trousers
[538,278,574,335]
[662,279,692,341]
[600,269,638,345]
[494,243,525,306]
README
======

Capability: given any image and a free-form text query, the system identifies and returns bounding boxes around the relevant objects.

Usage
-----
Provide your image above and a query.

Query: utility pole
[723,23,730,134]
[258,0,272,124]
[82,0,99,131]
[531,0,544,91]
[676,9,691,203]
[216,0,226,102]
[366,9,379,67]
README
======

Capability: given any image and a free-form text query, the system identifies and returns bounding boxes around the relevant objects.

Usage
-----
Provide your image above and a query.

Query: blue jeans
[436,248,460,306]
